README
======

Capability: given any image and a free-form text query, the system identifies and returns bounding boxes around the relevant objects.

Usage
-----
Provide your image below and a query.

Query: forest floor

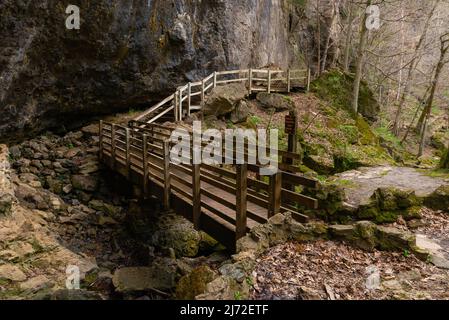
[251,235,449,300]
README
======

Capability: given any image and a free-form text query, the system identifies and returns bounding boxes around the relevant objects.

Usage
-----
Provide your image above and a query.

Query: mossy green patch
[440,148,449,169]
[310,69,380,121]
[355,115,378,145]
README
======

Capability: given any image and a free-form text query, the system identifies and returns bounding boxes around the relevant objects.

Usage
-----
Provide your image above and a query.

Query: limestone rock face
[0,0,326,141]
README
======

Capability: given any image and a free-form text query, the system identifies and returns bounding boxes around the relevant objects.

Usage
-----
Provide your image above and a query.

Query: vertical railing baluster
[174,92,179,122]
[267,70,272,93]
[307,67,311,92]
[192,162,201,230]
[111,124,116,170]
[126,128,131,179]
[179,88,183,121]
[143,134,148,196]
[268,171,282,218]
[201,79,205,107]
[236,163,248,240]
[163,140,171,210]
[248,68,253,95]
[187,83,191,117]
[99,120,103,161]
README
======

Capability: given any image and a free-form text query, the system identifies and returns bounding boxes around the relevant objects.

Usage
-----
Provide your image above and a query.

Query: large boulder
[203,83,247,117]
[230,100,251,124]
[256,92,294,111]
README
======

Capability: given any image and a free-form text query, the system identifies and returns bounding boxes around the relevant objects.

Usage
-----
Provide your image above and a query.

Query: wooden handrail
[132,67,310,124]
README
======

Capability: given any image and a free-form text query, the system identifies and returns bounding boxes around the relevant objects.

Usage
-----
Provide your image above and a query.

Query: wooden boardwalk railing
[99,120,319,251]
[134,67,311,124]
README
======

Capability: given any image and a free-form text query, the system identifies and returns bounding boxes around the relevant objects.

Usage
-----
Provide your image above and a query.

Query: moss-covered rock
[431,131,449,152]
[175,265,217,300]
[376,226,416,251]
[358,187,422,223]
[424,185,449,212]
[310,69,380,121]
[440,148,449,169]
[151,214,202,258]
[301,111,393,175]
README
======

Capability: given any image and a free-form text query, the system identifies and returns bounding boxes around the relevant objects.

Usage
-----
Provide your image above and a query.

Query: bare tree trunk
[395,8,406,104]
[416,33,449,135]
[416,33,449,157]
[401,87,430,144]
[316,0,322,76]
[321,0,338,73]
[343,1,355,73]
[393,0,439,136]
[418,115,428,157]
[351,0,372,113]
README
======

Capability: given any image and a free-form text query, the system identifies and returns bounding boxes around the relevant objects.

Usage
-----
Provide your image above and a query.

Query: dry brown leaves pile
[416,208,449,243]
[250,241,449,300]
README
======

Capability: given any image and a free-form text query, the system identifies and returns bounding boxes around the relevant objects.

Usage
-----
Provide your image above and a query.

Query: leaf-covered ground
[250,239,449,300]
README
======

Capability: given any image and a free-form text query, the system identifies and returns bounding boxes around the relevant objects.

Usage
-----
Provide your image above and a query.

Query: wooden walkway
[99,67,318,251]
[134,68,311,124]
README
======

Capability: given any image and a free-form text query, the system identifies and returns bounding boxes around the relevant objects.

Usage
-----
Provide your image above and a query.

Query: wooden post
[111,124,116,169]
[268,171,282,218]
[179,88,183,121]
[201,79,205,106]
[267,70,272,93]
[287,69,291,93]
[235,163,248,240]
[163,140,171,210]
[284,111,298,191]
[125,128,131,178]
[143,134,148,196]
[187,83,192,117]
[99,120,103,161]
[213,71,217,88]
[192,163,201,230]
[286,111,298,155]
[306,67,311,92]
[174,91,179,122]
[248,68,253,95]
